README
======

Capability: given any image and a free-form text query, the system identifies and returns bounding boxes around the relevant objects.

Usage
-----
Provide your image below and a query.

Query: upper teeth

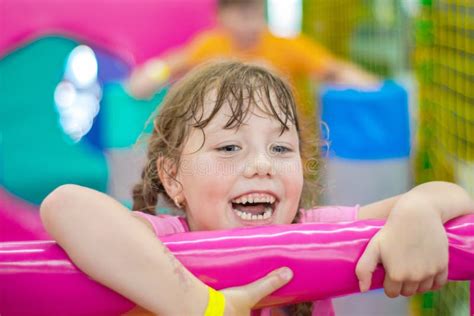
[231,194,276,204]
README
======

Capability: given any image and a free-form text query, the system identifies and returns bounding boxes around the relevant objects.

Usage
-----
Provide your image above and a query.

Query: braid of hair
[132,146,164,214]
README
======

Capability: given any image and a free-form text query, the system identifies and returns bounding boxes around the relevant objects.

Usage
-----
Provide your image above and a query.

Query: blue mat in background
[321,81,410,160]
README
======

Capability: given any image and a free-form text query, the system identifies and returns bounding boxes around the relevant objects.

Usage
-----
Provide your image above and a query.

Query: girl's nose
[243,153,275,178]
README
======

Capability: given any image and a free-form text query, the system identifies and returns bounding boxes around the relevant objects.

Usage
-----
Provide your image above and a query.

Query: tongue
[234,203,266,214]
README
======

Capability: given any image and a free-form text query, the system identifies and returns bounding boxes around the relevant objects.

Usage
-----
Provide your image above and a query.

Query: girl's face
[175,93,304,231]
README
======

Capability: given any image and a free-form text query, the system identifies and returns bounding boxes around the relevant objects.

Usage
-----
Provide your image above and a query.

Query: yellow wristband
[204,287,225,316]
[145,60,170,84]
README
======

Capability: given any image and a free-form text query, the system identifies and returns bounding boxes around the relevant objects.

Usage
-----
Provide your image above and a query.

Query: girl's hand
[220,267,293,315]
[355,197,449,298]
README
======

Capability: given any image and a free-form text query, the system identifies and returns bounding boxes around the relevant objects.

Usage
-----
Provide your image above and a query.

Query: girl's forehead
[209,110,293,133]
[204,102,293,132]
[200,88,291,126]
[183,97,298,153]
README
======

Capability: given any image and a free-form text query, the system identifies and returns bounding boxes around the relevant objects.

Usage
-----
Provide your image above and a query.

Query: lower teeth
[235,207,272,221]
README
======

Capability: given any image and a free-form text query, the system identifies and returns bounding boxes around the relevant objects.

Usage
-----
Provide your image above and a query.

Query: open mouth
[230,193,277,221]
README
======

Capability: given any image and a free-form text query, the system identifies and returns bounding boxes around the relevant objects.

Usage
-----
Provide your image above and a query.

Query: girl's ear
[156,157,181,199]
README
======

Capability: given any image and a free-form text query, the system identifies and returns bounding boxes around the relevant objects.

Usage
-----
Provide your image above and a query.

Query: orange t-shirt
[185,28,335,86]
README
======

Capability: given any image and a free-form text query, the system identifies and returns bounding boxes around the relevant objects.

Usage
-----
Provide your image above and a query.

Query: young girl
[41,61,474,316]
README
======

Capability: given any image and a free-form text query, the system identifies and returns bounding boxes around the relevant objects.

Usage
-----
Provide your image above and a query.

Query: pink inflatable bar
[1,215,473,315]
[0,189,49,242]
[0,0,215,65]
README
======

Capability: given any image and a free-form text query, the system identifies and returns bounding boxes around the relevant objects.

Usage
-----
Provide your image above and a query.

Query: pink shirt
[135,205,359,316]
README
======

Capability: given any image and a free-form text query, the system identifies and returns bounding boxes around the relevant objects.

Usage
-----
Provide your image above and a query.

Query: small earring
[174,196,184,209]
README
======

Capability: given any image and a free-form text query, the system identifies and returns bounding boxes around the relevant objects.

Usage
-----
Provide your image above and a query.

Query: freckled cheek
[181,156,235,205]
[276,159,303,183]
[282,161,304,206]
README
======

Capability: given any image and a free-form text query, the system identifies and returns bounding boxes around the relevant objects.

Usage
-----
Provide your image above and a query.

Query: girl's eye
[271,145,291,154]
[217,145,241,153]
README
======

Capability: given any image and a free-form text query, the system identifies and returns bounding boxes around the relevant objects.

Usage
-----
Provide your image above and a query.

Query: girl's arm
[41,184,208,315]
[41,184,291,315]
[358,181,474,222]
[355,181,474,297]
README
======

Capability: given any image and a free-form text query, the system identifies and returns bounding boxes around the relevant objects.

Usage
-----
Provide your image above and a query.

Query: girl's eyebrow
[262,125,293,135]
[204,125,240,136]
[271,125,292,132]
